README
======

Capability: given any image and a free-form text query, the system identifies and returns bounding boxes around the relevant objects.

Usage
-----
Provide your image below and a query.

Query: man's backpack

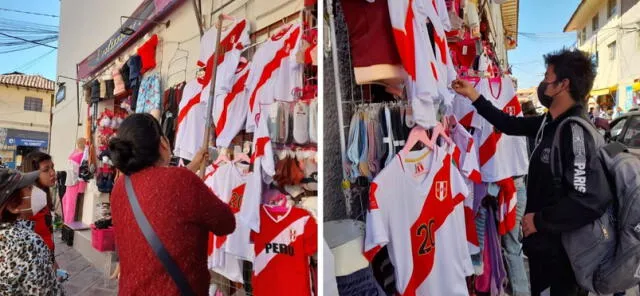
[550,116,640,294]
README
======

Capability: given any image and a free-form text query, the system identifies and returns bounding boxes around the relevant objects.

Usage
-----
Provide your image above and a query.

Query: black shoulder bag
[124,176,196,296]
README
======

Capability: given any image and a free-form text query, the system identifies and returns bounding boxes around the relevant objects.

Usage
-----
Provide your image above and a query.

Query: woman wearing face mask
[0,168,65,295]
[21,152,57,258]
[108,113,235,296]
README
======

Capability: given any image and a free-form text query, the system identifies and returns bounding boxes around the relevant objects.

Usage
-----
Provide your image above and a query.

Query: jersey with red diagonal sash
[245,23,302,132]
[197,18,249,93]
[203,162,251,282]
[364,144,471,296]
[251,206,317,296]
[388,0,455,128]
[452,80,483,130]
[476,77,529,182]
[213,59,251,148]
[451,124,482,256]
[240,113,275,233]
[173,79,205,160]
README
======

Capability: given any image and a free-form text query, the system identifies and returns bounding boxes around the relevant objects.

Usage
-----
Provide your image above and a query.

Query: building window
[579,28,586,45]
[609,41,617,60]
[24,97,43,112]
[608,0,617,18]
[592,14,599,32]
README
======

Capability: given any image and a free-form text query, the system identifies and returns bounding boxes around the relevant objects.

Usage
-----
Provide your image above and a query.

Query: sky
[0,0,59,80]
[508,0,581,90]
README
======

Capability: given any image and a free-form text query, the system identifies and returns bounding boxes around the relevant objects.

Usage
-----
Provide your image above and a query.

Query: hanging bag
[124,176,196,296]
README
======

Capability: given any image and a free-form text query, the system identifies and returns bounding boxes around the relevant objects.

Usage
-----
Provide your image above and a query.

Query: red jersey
[251,206,317,296]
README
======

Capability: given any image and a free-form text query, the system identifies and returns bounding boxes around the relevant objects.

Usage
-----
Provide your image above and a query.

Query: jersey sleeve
[533,122,613,233]
[364,182,389,261]
[304,215,318,256]
[461,136,482,184]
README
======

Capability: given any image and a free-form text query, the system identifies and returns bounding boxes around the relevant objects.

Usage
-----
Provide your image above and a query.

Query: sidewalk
[54,233,118,296]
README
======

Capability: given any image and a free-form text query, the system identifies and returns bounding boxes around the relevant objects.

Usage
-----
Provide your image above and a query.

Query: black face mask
[537,80,556,108]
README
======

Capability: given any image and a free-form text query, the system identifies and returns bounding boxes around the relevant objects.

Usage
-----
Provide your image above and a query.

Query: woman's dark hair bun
[109,137,137,175]
[108,114,164,175]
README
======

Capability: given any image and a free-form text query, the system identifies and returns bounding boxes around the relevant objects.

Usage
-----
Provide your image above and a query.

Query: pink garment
[475,238,491,292]
[62,184,81,224]
[63,150,85,224]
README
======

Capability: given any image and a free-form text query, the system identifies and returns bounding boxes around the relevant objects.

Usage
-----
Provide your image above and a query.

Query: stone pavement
[54,233,118,296]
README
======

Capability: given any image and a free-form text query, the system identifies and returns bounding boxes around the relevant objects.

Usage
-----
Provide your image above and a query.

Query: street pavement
[54,233,118,296]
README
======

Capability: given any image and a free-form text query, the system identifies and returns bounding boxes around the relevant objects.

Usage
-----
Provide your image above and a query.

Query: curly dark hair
[543,48,596,105]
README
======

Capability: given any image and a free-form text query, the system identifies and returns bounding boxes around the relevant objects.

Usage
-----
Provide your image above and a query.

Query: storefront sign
[77,0,185,79]
[5,129,49,148]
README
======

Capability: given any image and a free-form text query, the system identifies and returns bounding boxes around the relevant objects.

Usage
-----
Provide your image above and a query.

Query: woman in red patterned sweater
[108,113,235,295]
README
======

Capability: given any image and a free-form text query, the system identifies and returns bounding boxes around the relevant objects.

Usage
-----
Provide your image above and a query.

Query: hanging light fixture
[119,16,170,36]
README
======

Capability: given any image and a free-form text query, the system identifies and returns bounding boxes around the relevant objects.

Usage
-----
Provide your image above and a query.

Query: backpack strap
[124,176,195,296]
[549,116,604,183]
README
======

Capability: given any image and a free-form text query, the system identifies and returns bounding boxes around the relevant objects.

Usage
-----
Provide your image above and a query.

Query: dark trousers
[528,251,588,296]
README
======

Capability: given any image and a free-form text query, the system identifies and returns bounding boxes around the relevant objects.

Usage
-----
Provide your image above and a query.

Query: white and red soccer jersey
[245,23,302,132]
[203,162,251,282]
[197,18,250,97]
[174,80,205,160]
[365,145,471,296]
[388,0,456,128]
[241,113,275,232]
[213,59,251,148]
[451,124,481,256]
[251,206,317,296]
[476,77,529,182]
[452,80,483,130]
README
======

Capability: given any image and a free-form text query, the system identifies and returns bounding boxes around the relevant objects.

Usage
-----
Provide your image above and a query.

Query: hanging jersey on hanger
[451,124,482,256]
[213,60,251,148]
[476,77,529,182]
[365,144,471,296]
[174,80,205,160]
[204,162,251,283]
[245,23,302,132]
[241,114,275,233]
[251,206,317,296]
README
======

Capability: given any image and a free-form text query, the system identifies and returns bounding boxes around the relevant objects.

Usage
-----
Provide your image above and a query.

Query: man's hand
[186,146,209,173]
[522,213,538,237]
[452,79,481,102]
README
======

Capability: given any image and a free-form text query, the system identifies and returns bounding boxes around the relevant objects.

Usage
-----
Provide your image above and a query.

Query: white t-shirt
[388,0,456,128]
[476,77,529,182]
[451,124,481,255]
[204,162,252,282]
[213,60,251,148]
[174,80,205,160]
[241,113,275,232]
[245,23,303,132]
[293,101,309,145]
[365,144,471,296]
[309,98,318,144]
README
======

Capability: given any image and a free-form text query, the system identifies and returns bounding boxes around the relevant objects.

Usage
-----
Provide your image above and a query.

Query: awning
[590,85,618,96]
[590,88,610,96]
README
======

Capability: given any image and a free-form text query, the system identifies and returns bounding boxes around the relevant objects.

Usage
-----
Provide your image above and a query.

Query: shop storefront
[52,0,318,294]
[0,128,48,169]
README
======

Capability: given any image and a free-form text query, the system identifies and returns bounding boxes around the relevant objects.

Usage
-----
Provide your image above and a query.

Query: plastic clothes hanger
[214,148,230,165]
[264,190,289,214]
[400,126,433,156]
[429,122,453,147]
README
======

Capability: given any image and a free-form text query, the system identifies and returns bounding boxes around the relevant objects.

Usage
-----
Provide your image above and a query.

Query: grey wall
[323,0,365,222]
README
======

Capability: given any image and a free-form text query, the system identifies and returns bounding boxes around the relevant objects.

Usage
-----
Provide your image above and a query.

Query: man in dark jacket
[452,49,612,296]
